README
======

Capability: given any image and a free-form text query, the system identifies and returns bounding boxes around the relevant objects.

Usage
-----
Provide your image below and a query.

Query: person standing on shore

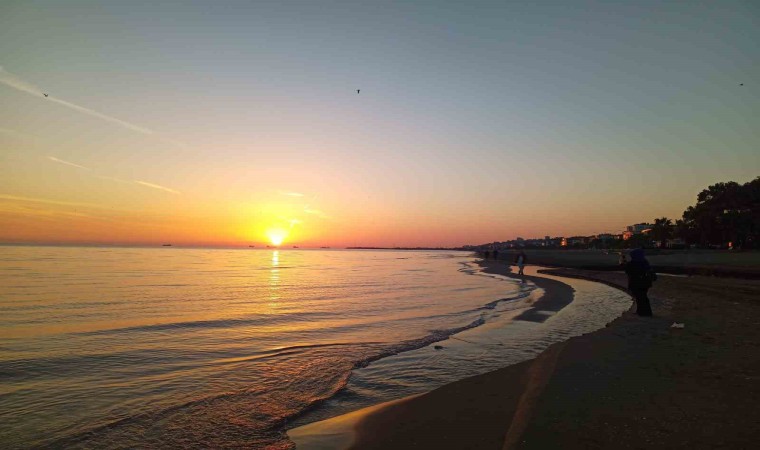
[493,249,499,260]
[515,251,527,277]
[624,248,655,316]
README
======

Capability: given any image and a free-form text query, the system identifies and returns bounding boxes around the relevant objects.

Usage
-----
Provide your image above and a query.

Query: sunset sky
[1,0,758,247]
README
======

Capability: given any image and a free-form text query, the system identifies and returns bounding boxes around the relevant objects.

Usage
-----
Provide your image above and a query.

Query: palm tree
[650,217,673,248]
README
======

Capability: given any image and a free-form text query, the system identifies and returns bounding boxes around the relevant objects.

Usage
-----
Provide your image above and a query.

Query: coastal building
[548,237,563,247]
[561,236,588,247]
[623,223,653,240]
[628,223,652,233]
[570,236,588,246]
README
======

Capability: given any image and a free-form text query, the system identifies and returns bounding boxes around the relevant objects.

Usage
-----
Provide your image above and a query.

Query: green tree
[680,177,759,248]
[674,219,697,246]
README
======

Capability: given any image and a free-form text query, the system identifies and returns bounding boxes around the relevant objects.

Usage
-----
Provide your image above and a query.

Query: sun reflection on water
[269,250,280,304]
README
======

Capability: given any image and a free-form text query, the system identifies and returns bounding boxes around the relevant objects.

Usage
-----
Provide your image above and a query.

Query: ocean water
[0,246,630,449]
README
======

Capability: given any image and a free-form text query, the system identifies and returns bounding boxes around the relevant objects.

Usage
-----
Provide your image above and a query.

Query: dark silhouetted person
[515,251,526,276]
[493,249,499,260]
[484,250,490,259]
[624,248,655,316]
[619,251,627,266]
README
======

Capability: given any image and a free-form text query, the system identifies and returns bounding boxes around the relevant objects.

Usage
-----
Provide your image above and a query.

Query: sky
[1,0,758,247]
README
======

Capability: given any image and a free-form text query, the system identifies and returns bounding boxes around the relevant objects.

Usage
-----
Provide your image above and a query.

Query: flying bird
[43,93,48,97]
[739,83,744,86]
[357,89,360,94]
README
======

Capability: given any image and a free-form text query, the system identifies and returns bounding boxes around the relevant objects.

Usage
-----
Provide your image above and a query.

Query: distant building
[623,223,653,240]
[627,223,652,233]
[570,236,588,246]
[548,237,563,247]
[560,236,588,247]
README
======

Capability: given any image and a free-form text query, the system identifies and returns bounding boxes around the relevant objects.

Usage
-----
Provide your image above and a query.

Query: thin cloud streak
[0,66,187,148]
[96,175,131,184]
[48,156,91,170]
[0,203,96,220]
[46,96,155,135]
[134,180,181,195]
[304,207,329,219]
[44,153,181,196]
[279,191,305,197]
[0,194,107,209]
[0,66,43,95]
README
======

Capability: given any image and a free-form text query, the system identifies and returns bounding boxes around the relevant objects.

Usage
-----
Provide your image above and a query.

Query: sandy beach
[289,257,760,449]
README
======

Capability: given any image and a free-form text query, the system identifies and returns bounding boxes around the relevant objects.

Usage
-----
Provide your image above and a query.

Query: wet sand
[500,269,574,323]
[294,259,760,449]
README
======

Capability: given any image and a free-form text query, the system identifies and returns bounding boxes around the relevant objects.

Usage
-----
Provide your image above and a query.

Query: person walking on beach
[493,249,499,261]
[624,248,655,316]
[515,251,527,277]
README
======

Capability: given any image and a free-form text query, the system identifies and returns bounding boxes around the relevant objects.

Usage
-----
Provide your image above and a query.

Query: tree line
[647,177,759,249]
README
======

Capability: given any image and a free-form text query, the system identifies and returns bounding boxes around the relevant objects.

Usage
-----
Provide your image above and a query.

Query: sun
[267,228,288,246]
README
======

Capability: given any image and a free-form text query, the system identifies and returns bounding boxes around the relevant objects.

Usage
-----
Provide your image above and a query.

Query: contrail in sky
[44,155,180,195]
[135,180,181,195]
[0,66,186,147]
[46,96,156,135]
[48,156,91,170]
[0,194,105,209]
[0,66,42,95]
[96,175,131,184]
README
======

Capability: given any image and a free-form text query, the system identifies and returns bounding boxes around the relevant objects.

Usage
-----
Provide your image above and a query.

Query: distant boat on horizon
[293,246,299,249]
[320,246,331,249]
[248,245,255,248]
[162,244,172,247]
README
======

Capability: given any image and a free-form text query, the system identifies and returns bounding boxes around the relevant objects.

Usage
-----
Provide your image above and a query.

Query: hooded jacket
[625,249,653,290]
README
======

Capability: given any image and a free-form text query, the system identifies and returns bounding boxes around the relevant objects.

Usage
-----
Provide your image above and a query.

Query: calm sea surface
[0,246,630,449]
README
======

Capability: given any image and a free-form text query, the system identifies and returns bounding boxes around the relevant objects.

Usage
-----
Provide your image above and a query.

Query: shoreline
[484,264,577,322]
[287,261,615,449]
[289,259,760,449]
[288,261,580,449]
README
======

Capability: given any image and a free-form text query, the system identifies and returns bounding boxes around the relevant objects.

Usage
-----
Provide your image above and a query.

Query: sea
[0,246,631,449]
